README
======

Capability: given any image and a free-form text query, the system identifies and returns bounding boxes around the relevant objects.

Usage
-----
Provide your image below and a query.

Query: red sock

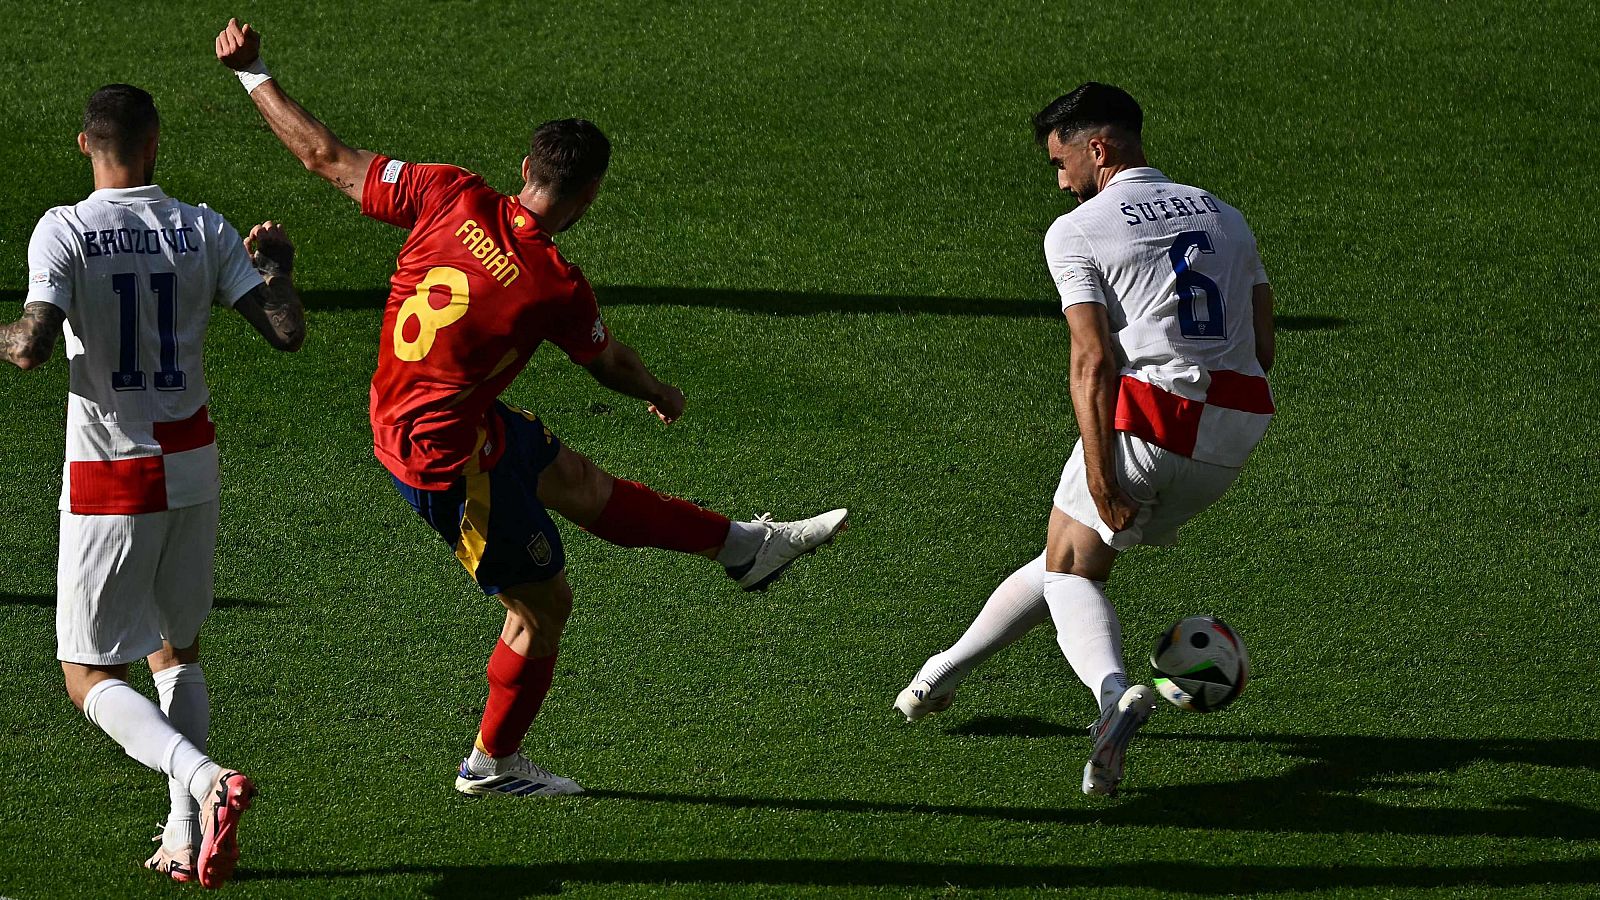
[477,639,557,758]
[583,479,730,553]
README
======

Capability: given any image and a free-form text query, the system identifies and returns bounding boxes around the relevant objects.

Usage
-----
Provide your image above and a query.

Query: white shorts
[56,500,218,666]
[1053,433,1241,551]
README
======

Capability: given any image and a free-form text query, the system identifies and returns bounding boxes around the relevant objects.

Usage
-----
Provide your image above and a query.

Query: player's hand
[215,17,262,70]
[649,385,685,425]
[1092,485,1140,534]
[245,221,294,279]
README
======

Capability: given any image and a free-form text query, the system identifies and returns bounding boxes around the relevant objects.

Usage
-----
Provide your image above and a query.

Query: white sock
[1042,572,1128,714]
[715,520,766,568]
[467,745,502,774]
[154,664,208,850]
[916,553,1049,692]
[82,679,221,807]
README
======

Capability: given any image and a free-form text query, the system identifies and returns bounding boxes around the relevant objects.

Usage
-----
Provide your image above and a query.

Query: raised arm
[0,302,65,370]
[231,221,305,351]
[216,18,376,202]
[1065,302,1137,532]
[583,339,686,425]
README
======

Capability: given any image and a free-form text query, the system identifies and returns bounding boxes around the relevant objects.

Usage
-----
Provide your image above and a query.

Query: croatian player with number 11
[1,84,305,886]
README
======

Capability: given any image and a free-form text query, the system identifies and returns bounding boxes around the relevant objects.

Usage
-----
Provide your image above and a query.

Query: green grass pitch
[2,1,1598,897]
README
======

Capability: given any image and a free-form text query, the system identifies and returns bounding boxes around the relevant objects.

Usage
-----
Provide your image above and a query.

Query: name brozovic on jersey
[1045,167,1274,468]
[25,185,263,515]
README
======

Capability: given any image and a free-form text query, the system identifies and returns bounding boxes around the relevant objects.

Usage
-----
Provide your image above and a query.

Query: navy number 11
[111,271,185,391]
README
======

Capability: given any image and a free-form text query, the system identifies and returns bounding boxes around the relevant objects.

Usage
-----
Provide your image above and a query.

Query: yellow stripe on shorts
[455,469,493,580]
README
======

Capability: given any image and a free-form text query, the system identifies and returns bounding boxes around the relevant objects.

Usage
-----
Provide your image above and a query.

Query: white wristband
[236,59,273,94]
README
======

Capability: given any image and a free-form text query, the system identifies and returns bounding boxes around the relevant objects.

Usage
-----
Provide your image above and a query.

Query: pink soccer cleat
[197,769,256,888]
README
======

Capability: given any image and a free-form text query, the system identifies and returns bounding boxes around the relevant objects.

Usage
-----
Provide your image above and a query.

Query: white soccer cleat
[454,753,584,797]
[894,678,956,723]
[730,508,849,591]
[143,825,196,884]
[1082,684,1157,797]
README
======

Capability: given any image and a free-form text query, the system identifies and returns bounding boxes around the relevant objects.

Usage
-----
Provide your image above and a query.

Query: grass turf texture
[1,0,1597,896]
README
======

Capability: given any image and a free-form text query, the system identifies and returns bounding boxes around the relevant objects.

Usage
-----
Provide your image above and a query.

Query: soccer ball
[1150,616,1249,712]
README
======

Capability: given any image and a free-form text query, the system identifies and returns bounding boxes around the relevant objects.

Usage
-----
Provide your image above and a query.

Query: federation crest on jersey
[527,533,553,567]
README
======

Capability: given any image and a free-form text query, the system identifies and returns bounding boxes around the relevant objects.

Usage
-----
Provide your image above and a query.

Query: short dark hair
[527,119,611,199]
[82,84,159,157]
[1032,82,1142,147]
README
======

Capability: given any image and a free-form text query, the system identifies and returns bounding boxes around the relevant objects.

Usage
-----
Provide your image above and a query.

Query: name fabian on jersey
[80,226,200,257]
[454,219,520,287]
[1121,195,1221,226]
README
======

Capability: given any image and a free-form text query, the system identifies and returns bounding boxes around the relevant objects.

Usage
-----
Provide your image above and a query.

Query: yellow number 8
[393,267,471,362]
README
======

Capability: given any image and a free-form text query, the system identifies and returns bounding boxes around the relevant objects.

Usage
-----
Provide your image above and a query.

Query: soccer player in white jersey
[894,83,1276,797]
[0,84,305,886]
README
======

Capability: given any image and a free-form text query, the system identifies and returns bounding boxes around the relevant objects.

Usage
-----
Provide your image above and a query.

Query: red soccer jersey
[361,156,611,489]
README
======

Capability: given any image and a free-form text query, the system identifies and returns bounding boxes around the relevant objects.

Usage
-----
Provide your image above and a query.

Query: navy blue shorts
[392,403,566,595]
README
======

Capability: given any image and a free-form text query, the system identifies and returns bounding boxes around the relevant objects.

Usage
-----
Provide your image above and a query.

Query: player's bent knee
[540,447,613,523]
[497,578,575,655]
[60,662,124,711]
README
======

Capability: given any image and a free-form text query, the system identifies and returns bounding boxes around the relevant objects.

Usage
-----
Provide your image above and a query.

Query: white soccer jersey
[25,185,262,514]
[1044,167,1273,467]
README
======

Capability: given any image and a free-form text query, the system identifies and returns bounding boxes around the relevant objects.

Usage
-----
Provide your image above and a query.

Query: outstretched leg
[895,553,1050,722]
[537,444,847,590]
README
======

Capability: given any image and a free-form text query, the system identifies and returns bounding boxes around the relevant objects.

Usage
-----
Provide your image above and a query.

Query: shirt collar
[1105,167,1167,188]
[86,184,169,203]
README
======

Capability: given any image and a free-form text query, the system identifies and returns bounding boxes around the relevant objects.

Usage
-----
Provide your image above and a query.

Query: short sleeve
[361,156,476,229]
[25,213,77,312]
[1044,217,1107,310]
[548,267,611,365]
[211,215,264,308]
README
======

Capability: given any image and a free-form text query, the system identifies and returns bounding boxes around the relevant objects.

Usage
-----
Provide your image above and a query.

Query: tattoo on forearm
[263,280,304,337]
[0,303,64,367]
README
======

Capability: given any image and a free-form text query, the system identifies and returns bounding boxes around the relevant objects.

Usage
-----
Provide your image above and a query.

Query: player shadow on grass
[579,725,1600,842]
[286,286,1346,330]
[952,718,1600,839]
[246,856,1600,897]
[0,592,274,608]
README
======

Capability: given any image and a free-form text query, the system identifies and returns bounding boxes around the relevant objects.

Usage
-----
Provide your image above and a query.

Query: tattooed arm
[216,18,376,203]
[0,302,65,370]
[232,221,306,351]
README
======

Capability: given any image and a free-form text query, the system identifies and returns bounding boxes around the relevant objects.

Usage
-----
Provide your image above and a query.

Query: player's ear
[76,132,92,158]
[520,155,532,186]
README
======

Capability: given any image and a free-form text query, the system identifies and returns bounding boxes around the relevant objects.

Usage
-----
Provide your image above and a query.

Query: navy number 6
[1169,231,1225,340]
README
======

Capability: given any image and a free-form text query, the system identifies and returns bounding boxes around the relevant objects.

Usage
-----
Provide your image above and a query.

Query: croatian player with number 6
[894,83,1276,797]
[215,18,847,797]
[1,84,305,886]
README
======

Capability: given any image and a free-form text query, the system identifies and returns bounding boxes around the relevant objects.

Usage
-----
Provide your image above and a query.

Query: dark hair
[1032,82,1142,147]
[527,119,611,199]
[82,84,159,157]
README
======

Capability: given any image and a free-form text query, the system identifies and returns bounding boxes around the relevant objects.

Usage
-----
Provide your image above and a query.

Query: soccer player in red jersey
[216,19,847,795]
